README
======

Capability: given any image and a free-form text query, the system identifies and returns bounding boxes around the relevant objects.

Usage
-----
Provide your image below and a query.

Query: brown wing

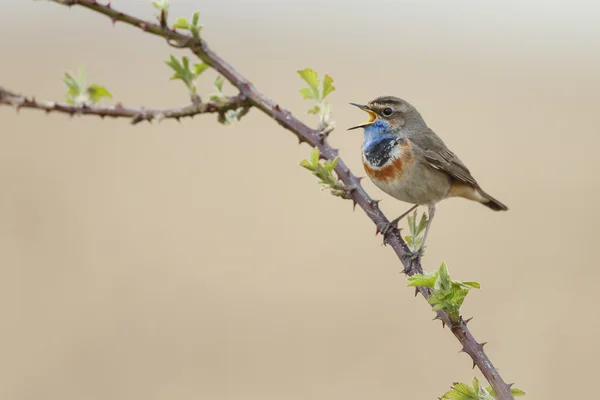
[408,128,480,188]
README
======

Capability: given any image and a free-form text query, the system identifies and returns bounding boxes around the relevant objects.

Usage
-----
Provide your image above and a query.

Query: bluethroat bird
[349,96,508,254]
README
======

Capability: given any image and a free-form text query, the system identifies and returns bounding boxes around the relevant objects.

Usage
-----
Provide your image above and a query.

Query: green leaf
[479,390,495,400]
[222,108,242,125]
[440,381,478,399]
[307,105,321,115]
[485,386,526,398]
[441,378,496,400]
[152,0,169,10]
[165,55,195,89]
[412,260,481,323]
[407,270,439,289]
[173,17,189,29]
[297,68,320,99]
[190,11,203,38]
[182,57,191,74]
[429,289,451,312]
[471,377,481,394]
[405,211,427,252]
[63,68,111,105]
[214,76,224,92]
[416,212,428,236]
[165,56,184,80]
[407,211,416,236]
[299,87,315,100]
[299,160,315,171]
[322,74,335,99]
[309,148,320,166]
[63,72,80,94]
[193,62,209,77]
[165,55,179,69]
[478,389,495,400]
[450,287,470,309]
[314,163,327,178]
[329,156,339,170]
[412,236,423,249]
[297,69,337,131]
[87,84,112,103]
[428,292,448,311]
[300,148,347,199]
[438,261,451,291]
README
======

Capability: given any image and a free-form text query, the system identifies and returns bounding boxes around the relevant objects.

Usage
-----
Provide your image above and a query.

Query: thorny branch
[0,88,250,125]
[0,1,515,398]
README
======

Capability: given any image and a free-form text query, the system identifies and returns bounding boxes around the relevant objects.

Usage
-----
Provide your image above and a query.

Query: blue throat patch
[362,119,391,145]
[362,119,396,168]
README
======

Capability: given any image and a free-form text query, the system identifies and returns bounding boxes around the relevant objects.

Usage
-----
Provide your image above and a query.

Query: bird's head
[348,96,425,141]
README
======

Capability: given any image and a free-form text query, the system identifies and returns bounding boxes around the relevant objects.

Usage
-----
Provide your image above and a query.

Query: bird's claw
[380,220,399,238]
[378,205,419,245]
[379,217,404,245]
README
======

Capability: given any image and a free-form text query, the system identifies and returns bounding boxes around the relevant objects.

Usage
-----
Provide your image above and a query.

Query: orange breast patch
[363,157,404,183]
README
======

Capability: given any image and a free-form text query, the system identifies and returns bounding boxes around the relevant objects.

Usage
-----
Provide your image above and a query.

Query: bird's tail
[478,189,508,211]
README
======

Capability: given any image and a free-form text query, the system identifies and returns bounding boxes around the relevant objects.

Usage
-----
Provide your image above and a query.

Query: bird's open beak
[347,103,378,130]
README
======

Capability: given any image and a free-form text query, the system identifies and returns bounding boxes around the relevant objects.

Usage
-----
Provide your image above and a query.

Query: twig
[1,2,515,398]
[0,87,249,125]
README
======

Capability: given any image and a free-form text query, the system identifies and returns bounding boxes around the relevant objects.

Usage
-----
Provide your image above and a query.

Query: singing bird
[349,96,507,254]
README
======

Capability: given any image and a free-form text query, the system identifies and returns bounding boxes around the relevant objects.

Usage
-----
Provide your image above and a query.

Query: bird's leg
[381,204,419,238]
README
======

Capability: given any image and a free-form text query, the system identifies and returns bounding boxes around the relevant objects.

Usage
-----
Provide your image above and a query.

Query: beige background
[1,1,599,399]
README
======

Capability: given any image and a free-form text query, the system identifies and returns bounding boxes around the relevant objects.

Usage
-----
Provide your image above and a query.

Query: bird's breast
[362,138,451,205]
[362,138,414,183]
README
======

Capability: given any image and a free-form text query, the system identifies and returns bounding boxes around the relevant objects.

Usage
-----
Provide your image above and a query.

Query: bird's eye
[382,107,393,117]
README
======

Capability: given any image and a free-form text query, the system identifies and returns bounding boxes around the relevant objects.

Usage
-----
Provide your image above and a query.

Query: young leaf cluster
[209,75,228,104]
[209,76,244,125]
[172,11,203,39]
[151,0,169,24]
[63,67,112,105]
[164,56,233,121]
[405,210,428,252]
[153,0,201,38]
[407,261,480,323]
[297,68,335,132]
[151,0,169,12]
[440,377,525,400]
[300,148,350,199]
[219,109,242,125]
[165,55,209,97]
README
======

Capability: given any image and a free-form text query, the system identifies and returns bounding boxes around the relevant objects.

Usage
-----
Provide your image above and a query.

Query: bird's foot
[379,216,404,245]
[380,219,399,238]
[380,205,419,239]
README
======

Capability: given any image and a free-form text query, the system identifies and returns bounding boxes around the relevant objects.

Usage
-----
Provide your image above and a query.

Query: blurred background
[1,1,599,399]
